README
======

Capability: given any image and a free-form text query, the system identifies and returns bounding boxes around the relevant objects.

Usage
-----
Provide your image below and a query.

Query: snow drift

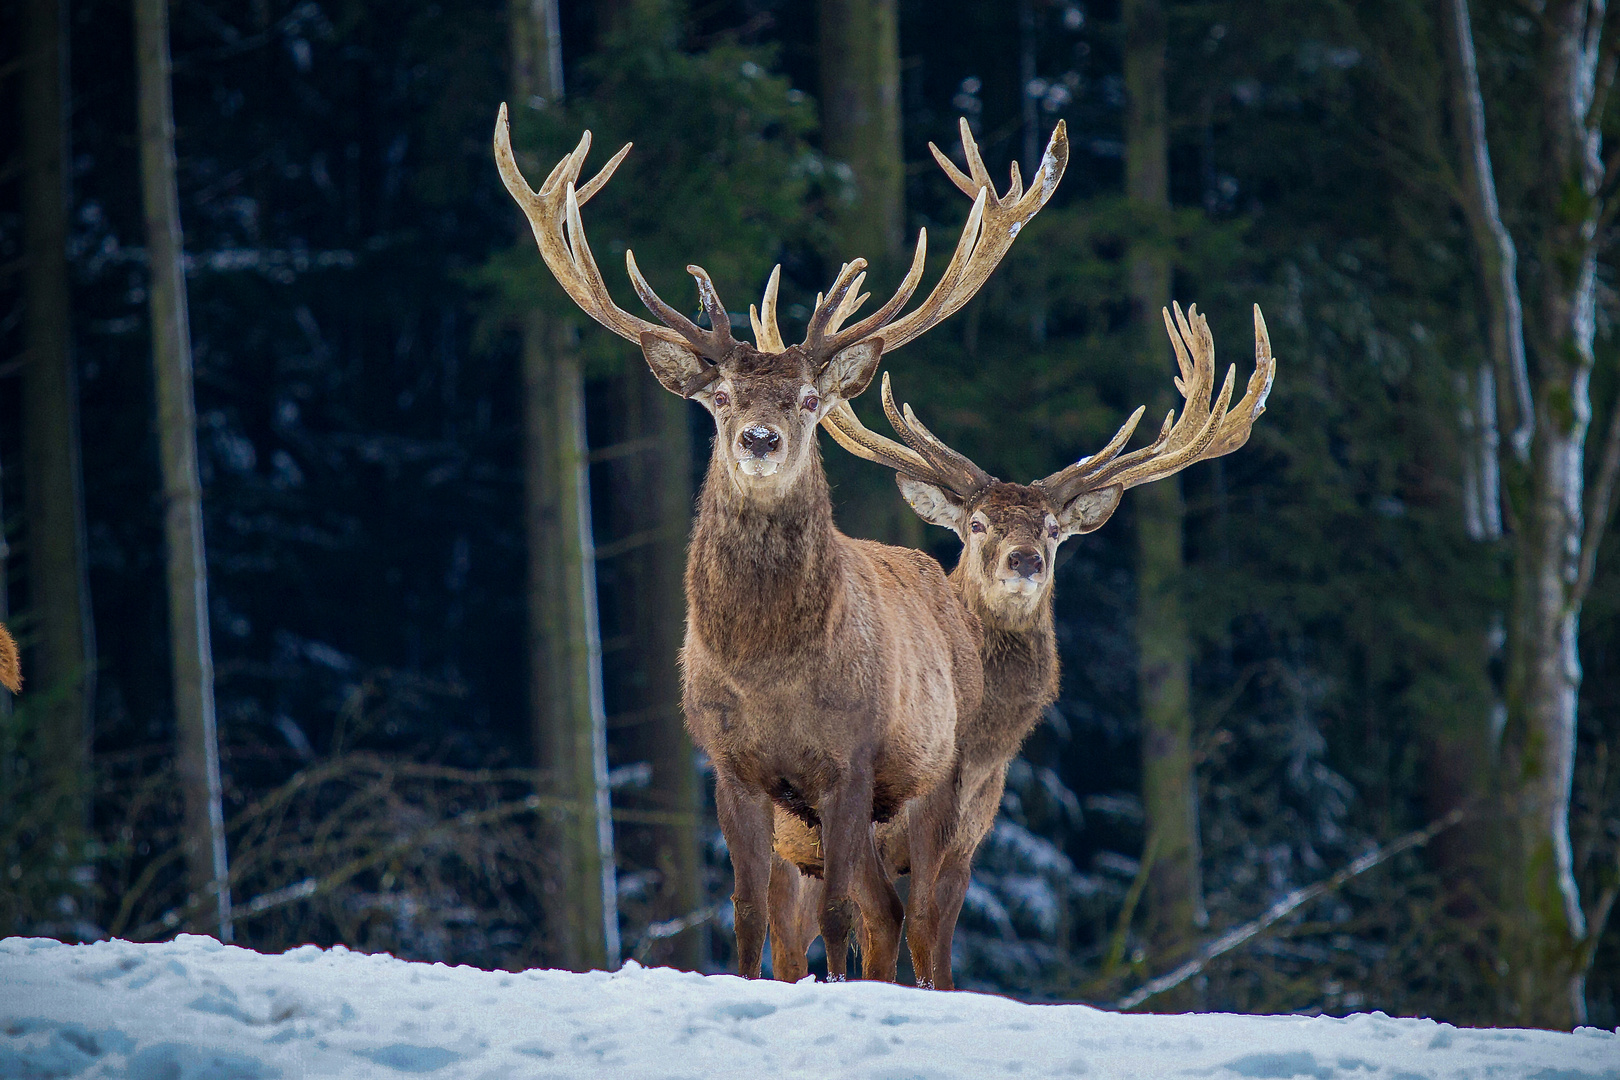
[1,935,1614,1078]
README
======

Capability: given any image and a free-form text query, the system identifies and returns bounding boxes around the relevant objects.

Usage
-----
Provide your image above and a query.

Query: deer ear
[1057,485,1122,538]
[816,339,884,401]
[640,333,714,398]
[897,475,966,533]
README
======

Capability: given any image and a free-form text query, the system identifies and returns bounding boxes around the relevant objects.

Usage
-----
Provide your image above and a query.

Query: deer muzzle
[1005,547,1044,580]
[736,424,785,477]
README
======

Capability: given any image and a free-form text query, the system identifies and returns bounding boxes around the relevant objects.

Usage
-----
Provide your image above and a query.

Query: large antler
[824,374,993,501]
[756,117,1070,365]
[1034,304,1275,506]
[494,104,737,369]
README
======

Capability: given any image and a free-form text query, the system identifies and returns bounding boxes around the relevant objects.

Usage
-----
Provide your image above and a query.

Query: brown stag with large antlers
[495,108,1068,980]
[772,303,1275,988]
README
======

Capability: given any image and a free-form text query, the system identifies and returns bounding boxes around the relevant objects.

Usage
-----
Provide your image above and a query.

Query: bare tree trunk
[817,0,921,548]
[629,373,704,968]
[21,0,95,854]
[1434,0,1516,950]
[1494,0,1612,1030]
[819,0,904,265]
[1124,0,1205,991]
[133,0,232,942]
[511,0,618,971]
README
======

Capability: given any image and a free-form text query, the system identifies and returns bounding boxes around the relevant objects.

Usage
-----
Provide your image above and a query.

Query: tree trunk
[1124,0,1205,988]
[20,0,95,857]
[629,373,703,968]
[133,0,232,942]
[511,0,619,971]
[1494,0,1611,1030]
[817,0,921,547]
[1433,0,1516,947]
[818,0,904,265]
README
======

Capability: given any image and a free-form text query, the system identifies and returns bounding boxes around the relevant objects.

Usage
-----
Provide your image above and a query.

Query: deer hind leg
[927,849,975,991]
[819,772,904,982]
[767,854,821,982]
[902,782,957,988]
[715,773,773,978]
[929,763,1011,990]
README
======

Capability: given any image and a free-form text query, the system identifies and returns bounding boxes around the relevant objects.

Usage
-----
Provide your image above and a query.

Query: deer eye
[714,390,730,407]
[970,520,985,534]
[802,393,820,412]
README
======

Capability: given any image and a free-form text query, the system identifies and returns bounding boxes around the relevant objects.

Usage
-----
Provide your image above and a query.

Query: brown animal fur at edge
[0,622,20,694]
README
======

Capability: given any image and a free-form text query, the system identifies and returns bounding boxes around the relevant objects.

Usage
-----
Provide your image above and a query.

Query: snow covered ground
[1,935,1614,1079]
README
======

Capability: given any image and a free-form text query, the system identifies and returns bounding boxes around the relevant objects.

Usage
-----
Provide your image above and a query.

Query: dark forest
[3,0,1619,1031]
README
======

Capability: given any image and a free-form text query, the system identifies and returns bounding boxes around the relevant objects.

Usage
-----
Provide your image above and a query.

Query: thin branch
[1573,376,1620,606]
[1592,13,1620,132]
[1111,807,1468,1012]
[1100,832,1159,980]
[632,903,724,961]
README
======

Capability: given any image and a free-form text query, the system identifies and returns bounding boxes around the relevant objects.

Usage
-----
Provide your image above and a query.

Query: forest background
[3,0,1619,1032]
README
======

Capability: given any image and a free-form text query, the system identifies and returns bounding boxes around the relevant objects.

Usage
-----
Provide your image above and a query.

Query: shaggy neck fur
[687,443,841,663]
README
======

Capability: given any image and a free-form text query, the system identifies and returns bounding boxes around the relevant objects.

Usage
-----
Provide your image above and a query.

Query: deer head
[494,108,1068,502]
[825,303,1275,626]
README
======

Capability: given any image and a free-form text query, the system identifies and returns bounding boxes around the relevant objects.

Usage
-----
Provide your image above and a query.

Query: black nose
[1006,547,1043,579]
[739,425,781,457]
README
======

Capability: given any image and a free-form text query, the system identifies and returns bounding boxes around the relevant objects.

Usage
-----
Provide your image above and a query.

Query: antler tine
[623,252,737,360]
[821,373,992,501]
[823,400,935,479]
[809,232,929,359]
[686,264,738,351]
[1109,365,1239,490]
[494,105,696,352]
[749,265,787,352]
[1199,304,1275,459]
[874,119,1069,352]
[803,260,869,353]
[797,115,1068,363]
[883,374,993,497]
[827,271,869,335]
[1036,301,1276,503]
[1033,405,1150,504]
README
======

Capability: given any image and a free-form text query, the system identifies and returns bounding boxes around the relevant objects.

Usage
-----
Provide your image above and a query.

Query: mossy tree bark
[817,0,921,547]
[1124,0,1205,992]
[21,0,96,868]
[511,0,618,971]
[1443,0,1620,1029]
[1496,0,1607,1018]
[133,0,232,941]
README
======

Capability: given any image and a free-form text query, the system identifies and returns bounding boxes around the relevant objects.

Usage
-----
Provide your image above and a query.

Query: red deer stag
[772,302,1275,988]
[494,108,1068,980]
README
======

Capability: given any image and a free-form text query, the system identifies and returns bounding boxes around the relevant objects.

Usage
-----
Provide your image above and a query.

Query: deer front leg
[819,771,904,981]
[768,854,821,982]
[715,772,773,978]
